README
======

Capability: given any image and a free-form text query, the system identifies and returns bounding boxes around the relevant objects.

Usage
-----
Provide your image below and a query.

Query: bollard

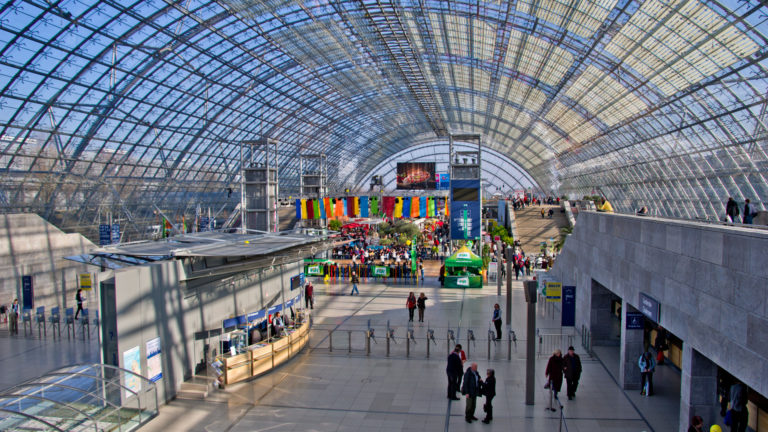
[467,329,475,359]
[348,330,352,354]
[406,334,410,357]
[329,330,333,352]
[447,329,455,354]
[386,331,390,357]
[487,335,492,360]
[366,330,371,356]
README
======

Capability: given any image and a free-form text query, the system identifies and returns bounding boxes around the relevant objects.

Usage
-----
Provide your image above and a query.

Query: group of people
[544,347,583,401]
[405,292,428,322]
[725,197,759,224]
[446,345,496,424]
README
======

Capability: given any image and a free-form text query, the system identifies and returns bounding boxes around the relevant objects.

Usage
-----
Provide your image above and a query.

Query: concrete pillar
[590,279,617,346]
[679,345,719,431]
[619,304,644,390]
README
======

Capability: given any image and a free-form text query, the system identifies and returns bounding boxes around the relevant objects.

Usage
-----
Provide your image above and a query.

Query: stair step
[176,388,207,400]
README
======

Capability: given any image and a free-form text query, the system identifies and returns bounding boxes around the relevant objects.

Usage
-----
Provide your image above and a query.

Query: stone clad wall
[0,213,95,311]
[550,211,768,398]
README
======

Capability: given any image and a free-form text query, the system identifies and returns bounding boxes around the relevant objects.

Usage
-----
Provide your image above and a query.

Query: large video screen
[396,162,437,189]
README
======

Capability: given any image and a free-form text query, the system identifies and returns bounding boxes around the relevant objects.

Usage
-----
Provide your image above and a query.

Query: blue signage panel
[111,224,120,244]
[626,312,645,330]
[639,293,660,323]
[450,179,481,240]
[437,173,450,190]
[199,217,209,232]
[21,275,33,309]
[561,285,576,327]
[99,224,111,246]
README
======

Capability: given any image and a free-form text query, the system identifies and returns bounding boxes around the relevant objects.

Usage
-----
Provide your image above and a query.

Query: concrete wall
[0,213,95,311]
[550,211,768,398]
[105,259,302,403]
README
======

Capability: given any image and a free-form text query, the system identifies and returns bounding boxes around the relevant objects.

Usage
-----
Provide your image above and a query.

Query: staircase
[513,205,569,256]
[177,376,216,400]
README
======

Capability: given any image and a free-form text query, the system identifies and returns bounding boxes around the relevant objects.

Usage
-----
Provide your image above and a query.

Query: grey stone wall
[550,211,768,398]
[108,259,302,403]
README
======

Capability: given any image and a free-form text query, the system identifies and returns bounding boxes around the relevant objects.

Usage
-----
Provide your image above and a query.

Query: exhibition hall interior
[0,0,767,430]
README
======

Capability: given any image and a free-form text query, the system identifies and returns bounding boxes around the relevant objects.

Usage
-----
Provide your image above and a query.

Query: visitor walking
[349,272,359,295]
[446,346,463,400]
[491,304,502,340]
[563,346,582,400]
[545,349,564,398]
[729,381,749,432]
[9,298,19,335]
[416,293,427,322]
[304,281,314,309]
[462,362,482,423]
[638,351,656,396]
[481,369,496,424]
[74,288,84,319]
[406,292,416,322]
[725,197,740,223]
[743,199,756,224]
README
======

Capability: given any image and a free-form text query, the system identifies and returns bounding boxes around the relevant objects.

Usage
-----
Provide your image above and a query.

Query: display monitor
[452,187,479,202]
[396,162,437,189]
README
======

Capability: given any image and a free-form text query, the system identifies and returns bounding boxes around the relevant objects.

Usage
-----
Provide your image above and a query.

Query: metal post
[524,280,537,405]
[386,331,390,357]
[348,330,352,354]
[329,330,333,352]
[366,331,371,356]
[487,330,492,360]
[496,241,502,296]
[506,247,513,325]
[406,334,410,357]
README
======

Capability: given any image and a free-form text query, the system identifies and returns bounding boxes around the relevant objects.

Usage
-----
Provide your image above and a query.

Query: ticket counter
[220,319,310,385]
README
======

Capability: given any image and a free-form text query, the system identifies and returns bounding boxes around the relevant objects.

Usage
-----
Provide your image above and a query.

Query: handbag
[724,409,732,426]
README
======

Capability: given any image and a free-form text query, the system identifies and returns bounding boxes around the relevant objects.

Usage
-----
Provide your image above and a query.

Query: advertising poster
[396,162,437,189]
[450,180,481,240]
[545,282,562,302]
[146,338,163,383]
[122,346,142,398]
[306,264,322,276]
[79,273,92,291]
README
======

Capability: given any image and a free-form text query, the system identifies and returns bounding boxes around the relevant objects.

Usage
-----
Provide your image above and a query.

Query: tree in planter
[328,219,342,231]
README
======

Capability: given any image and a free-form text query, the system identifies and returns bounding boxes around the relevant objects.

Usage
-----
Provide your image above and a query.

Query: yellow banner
[79,273,93,291]
[545,282,561,302]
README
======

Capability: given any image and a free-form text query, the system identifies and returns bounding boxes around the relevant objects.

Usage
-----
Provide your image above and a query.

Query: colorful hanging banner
[313,199,321,219]
[295,199,302,220]
[300,199,308,220]
[324,198,332,219]
[361,196,369,218]
[394,197,403,218]
[306,199,315,219]
[354,196,361,217]
[371,197,379,216]
[419,196,427,218]
[403,197,411,218]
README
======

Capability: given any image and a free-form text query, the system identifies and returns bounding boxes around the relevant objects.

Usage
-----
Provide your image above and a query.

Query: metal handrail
[0,406,66,431]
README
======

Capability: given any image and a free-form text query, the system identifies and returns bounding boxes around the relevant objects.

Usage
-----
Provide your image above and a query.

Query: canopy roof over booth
[445,246,484,268]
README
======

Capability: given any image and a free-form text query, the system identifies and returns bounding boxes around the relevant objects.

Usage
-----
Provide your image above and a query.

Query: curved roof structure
[1,0,767,231]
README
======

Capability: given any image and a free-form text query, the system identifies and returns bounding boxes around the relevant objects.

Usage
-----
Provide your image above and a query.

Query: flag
[354,197,360,217]
[324,198,332,219]
[320,198,327,219]
[382,196,395,218]
[370,196,379,216]
[411,196,419,218]
[420,196,427,218]
[296,199,302,220]
[335,198,343,217]
[306,199,315,219]
[445,197,449,217]
[361,196,369,218]
[394,197,403,218]
[313,199,321,219]
[403,197,411,218]
[343,198,348,217]
[300,199,308,219]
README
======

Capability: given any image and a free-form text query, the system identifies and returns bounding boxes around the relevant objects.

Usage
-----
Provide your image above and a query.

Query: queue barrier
[49,307,61,338]
[35,306,45,338]
[22,308,32,336]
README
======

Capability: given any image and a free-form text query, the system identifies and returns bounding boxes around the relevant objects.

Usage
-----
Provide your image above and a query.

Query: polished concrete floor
[142,278,673,432]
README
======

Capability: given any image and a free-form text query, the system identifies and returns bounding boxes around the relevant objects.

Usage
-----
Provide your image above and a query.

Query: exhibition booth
[443,246,484,288]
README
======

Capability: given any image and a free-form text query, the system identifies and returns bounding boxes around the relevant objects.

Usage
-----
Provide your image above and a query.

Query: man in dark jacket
[446,346,463,400]
[461,362,482,423]
[726,197,739,222]
[481,369,496,424]
[730,381,749,432]
[562,346,582,400]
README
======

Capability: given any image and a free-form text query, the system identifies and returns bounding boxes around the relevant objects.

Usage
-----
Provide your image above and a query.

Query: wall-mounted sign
[21,275,33,309]
[561,285,576,326]
[545,282,562,302]
[626,312,645,330]
[639,293,660,323]
[79,273,92,291]
[99,224,111,246]
[146,337,163,383]
[122,346,142,399]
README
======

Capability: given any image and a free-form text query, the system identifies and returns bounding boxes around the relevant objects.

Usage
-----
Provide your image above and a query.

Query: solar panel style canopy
[0,0,766,232]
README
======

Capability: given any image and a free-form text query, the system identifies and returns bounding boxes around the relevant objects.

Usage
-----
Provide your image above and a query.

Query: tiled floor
[142,278,669,432]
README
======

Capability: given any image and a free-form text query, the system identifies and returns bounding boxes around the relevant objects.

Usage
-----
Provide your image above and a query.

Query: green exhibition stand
[443,246,484,288]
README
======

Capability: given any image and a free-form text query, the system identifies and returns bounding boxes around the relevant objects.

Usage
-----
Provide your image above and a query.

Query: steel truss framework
[0,0,767,237]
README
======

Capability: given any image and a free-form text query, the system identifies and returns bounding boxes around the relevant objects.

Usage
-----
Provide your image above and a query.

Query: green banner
[443,275,483,288]
[372,266,390,277]
[306,264,323,276]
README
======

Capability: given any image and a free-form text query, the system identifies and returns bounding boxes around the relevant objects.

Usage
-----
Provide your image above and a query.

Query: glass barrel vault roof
[0,0,767,230]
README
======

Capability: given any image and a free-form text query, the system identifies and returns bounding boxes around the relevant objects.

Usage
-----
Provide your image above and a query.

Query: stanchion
[427,328,435,358]
[329,330,333,352]
[467,329,475,359]
[348,330,352,354]
[447,329,455,353]
[366,330,371,356]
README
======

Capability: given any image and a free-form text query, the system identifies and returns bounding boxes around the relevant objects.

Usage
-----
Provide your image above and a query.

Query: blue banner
[360,196,369,218]
[497,200,506,227]
[403,196,411,218]
[438,173,450,190]
[22,275,33,309]
[111,224,120,244]
[561,285,576,327]
[99,224,111,246]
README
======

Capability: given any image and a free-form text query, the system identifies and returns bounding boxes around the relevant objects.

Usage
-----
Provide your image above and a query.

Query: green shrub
[328,219,342,231]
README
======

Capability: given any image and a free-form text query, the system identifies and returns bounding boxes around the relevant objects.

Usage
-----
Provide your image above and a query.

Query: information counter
[221,319,310,385]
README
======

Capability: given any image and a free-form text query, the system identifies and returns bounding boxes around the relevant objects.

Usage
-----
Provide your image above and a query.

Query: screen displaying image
[452,187,479,202]
[396,162,437,189]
